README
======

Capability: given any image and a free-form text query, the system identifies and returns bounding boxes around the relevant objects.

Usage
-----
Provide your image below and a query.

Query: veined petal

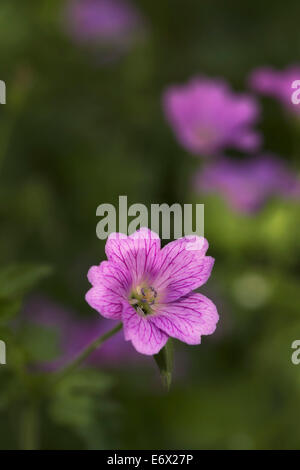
[153,236,214,302]
[151,293,219,344]
[86,261,131,320]
[122,302,168,355]
[105,228,161,285]
[88,261,131,293]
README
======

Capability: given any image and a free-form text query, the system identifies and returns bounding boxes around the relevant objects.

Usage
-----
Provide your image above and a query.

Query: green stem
[19,402,39,450]
[54,322,123,383]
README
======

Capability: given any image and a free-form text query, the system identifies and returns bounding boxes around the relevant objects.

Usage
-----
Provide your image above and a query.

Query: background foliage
[0,0,300,450]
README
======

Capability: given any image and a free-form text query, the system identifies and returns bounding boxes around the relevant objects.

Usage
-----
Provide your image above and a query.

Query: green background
[0,0,300,450]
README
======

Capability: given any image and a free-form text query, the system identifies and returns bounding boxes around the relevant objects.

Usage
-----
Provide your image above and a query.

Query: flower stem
[54,322,123,383]
[19,402,39,450]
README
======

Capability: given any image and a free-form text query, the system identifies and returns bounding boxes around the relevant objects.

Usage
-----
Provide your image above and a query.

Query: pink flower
[86,228,218,355]
[65,0,144,55]
[163,77,261,156]
[194,155,300,213]
[249,65,300,114]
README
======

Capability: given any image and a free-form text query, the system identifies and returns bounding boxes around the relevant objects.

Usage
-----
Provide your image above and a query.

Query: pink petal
[86,261,131,319]
[151,293,219,344]
[153,236,214,302]
[122,302,168,355]
[105,228,161,285]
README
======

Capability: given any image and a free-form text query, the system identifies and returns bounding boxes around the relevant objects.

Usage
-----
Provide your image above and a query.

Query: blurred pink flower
[163,77,261,156]
[249,65,300,114]
[194,155,300,213]
[65,0,144,53]
[22,296,138,371]
[86,228,218,356]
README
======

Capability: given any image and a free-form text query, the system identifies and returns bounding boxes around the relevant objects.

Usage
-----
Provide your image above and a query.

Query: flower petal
[154,236,214,302]
[105,228,161,285]
[151,293,219,344]
[86,261,131,319]
[122,302,168,355]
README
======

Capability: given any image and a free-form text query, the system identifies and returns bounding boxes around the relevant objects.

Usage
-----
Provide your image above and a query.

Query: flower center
[129,285,157,316]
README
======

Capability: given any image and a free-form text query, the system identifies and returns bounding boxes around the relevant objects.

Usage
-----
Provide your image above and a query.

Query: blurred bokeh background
[0,0,300,450]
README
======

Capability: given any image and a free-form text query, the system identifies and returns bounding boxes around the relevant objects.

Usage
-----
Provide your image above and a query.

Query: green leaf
[0,297,22,324]
[49,369,114,432]
[154,339,174,391]
[20,324,60,362]
[0,264,52,324]
[0,264,52,300]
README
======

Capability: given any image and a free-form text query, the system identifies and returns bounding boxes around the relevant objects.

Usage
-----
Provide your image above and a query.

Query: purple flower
[163,77,261,156]
[86,228,218,355]
[65,0,143,48]
[21,296,137,371]
[249,65,300,114]
[194,155,300,213]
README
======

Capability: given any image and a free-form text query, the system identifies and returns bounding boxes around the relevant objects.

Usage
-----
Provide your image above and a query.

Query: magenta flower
[86,228,218,355]
[194,155,300,213]
[249,65,300,114]
[65,0,143,48]
[163,77,261,156]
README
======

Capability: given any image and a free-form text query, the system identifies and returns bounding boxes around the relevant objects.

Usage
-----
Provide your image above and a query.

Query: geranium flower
[249,65,300,115]
[194,155,300,213]
[163,76,261,156]
[65,0,144,55]
[86,228,218,355]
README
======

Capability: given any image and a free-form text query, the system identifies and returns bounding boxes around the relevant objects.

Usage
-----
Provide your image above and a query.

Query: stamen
[130,285,158,316]
[137,306,145,316]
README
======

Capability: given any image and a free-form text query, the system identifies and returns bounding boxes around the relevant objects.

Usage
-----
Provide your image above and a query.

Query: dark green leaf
[49,369,114,432]
[0,298,22,324]
[20,324,60,362]
[0,264,52,300]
